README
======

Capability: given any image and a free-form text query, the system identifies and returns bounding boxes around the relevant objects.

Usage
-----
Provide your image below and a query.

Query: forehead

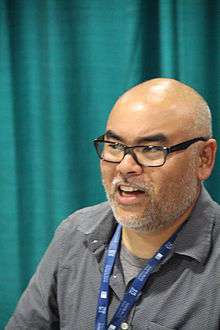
[106,100,192,144]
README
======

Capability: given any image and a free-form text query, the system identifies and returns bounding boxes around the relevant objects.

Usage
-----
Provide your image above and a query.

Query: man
[6,78,220,329]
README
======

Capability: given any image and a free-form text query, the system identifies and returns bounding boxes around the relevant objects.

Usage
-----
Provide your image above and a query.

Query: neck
[122,194,199,259]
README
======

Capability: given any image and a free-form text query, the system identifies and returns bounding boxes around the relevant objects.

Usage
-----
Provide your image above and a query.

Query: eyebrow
[105,130,168,144]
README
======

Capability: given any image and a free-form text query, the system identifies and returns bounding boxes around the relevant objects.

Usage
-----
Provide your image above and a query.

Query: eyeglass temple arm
[167,137,209,154]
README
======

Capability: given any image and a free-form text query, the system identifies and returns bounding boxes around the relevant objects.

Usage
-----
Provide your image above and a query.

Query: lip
[115,186,146,205]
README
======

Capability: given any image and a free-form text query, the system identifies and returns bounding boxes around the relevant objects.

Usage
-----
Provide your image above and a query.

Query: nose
[116,153,143,177]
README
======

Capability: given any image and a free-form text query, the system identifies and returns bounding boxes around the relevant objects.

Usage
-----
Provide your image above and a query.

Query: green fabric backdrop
[0,1,219,327]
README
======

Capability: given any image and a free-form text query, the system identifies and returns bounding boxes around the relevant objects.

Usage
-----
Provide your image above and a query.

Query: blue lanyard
[95,224,177,330]
[95,224,122,330]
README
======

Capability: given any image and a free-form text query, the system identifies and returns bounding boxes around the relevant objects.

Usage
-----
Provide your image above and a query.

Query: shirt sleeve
[5,221,66,330]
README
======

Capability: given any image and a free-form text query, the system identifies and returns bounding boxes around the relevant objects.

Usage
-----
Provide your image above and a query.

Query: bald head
[108,78,212,138]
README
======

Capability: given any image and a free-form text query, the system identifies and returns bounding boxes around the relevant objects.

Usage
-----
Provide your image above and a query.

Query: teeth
[120,185,139,192]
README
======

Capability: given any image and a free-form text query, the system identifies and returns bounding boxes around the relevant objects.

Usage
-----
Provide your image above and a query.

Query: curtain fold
[0,1,219,327]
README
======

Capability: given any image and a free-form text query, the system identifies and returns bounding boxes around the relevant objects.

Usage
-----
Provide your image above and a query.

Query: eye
[108,143,118,150]
[139,146,164,159]
[141,146,151,153]
[145,146,163,151]
[105,142,124,155]
[109,143,124,150]
[142,146,159,153]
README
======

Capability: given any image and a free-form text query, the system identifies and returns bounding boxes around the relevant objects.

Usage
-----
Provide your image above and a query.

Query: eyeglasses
[93,135,209,167]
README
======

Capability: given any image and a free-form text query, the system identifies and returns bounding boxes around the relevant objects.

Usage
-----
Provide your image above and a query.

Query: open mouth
[118,185,145,195]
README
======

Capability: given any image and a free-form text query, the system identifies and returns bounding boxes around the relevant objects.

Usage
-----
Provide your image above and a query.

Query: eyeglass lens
[97,142,165,166]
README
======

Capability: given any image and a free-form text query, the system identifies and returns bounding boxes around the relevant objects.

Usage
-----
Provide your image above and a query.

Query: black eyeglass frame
[93,135,210,167]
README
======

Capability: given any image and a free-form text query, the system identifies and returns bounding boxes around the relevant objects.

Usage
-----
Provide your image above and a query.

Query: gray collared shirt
[6,187,220,329]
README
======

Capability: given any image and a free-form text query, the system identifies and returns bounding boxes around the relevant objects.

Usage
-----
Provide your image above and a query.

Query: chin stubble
[102,168,199,233]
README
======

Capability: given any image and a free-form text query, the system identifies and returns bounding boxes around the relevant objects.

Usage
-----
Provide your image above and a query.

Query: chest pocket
[139,321,175,330]
[147,322,174,330]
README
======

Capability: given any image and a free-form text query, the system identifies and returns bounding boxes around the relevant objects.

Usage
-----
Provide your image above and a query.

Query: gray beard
[109,199,188,233]
[103,179,199,233]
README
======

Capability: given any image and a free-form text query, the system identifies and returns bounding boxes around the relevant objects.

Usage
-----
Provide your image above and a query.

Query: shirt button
[121,322,129,329]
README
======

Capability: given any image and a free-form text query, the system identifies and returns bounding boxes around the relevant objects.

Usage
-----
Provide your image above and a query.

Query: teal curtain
[1,1,219,327]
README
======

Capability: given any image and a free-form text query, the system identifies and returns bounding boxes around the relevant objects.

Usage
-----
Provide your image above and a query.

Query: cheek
[145,171,167,194]
[100,161,115,185]
[148,161,187,191]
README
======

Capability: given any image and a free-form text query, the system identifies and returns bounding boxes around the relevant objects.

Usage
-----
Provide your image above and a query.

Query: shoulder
[68,201,112,223]
[202,188,220,224]
[209,197,220,237]
[53,201,113,243]
[62,201,112,231]
[196,186,220,220]
[200,188,220,247]
[52,201,115,268]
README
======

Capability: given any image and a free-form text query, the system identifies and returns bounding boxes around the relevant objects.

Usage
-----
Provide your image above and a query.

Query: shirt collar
[81,186,216,265]
[78,204,117,256]
[174,186,216,264]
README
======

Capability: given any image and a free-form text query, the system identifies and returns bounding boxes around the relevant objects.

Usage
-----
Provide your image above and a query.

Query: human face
[101,99,201,233]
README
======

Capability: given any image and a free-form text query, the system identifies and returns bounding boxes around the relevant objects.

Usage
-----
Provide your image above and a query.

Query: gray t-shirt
[119,243,148,285]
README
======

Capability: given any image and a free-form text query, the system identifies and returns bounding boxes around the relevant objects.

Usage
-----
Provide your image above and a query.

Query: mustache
[112,177,150,193]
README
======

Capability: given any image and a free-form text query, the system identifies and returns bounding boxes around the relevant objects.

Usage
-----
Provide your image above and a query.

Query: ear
[197,139,217,180]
